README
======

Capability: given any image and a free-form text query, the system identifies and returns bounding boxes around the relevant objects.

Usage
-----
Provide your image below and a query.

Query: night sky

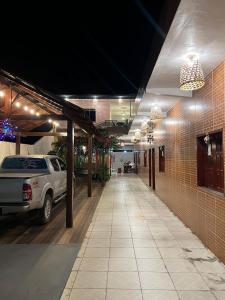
[0,1,180,97]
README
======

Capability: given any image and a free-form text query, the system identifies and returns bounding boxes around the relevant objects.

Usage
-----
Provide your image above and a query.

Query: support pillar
[16,134,21,155]
[66,120,74,228]
[87,135,92,197]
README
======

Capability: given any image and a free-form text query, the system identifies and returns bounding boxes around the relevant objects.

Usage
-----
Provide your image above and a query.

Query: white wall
[111,151,134,172]
[0,136,54,163]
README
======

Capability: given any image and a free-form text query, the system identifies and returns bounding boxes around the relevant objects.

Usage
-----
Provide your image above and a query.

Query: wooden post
[16,134,21,155]
[88,135,92,197]
[66,120,74,228]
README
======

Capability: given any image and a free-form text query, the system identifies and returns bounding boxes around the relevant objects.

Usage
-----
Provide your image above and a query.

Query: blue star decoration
[0,119,18,141]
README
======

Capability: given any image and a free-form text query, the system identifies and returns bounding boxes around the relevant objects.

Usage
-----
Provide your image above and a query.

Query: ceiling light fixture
[149,105,164,120]
[180,54,205,91]
[24,106,28,111]
[15,102,21,108]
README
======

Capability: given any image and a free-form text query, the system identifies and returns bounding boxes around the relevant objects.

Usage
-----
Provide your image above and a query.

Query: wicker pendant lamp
[180,54,205,91]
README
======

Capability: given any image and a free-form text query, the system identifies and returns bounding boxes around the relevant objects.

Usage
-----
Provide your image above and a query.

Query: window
[2,157,47,170]
[159,146,165,172]
[50,158,60,171]
[197,131,224,193]
[58,159,67,171]
[84,109,96,122]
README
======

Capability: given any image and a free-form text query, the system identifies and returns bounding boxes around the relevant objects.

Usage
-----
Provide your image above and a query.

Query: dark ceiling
[0,0,180,98]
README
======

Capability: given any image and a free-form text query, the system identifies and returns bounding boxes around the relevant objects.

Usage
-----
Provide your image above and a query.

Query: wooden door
[148,149,152,186]
[152,148,155,190]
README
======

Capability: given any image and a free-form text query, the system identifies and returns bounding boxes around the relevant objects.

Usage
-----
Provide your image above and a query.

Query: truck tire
[38,194,52,224]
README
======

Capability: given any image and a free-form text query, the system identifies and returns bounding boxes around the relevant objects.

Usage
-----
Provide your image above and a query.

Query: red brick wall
[137,61,225,263]
[70,100,110,124]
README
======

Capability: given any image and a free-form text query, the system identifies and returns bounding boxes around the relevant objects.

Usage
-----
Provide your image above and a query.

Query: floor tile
[69,289,106,300]
[79,258,109,271]
[133,238,156,248]
[142,290,179,300]
[139,272,175,289]
[137,258,167,272]
[178,291,216,300]
[170,273,210,290]
[213,291,225,299]
[60,288,71,300]
[109,258,137,271]
[106,289,142,300]
[107,272,140,289]
[135,247,161,258]
[65,271,77,288]
[110,247,135,258]
[159,247,186,258]
[84,247,110,258]
[202,273,225,290]
[110,238,133,247]
[72,258,82,270]
[194,260,225,274]
[111,231,132,238]
[87,238,111,247]
[74,271,107,288]
[164,258,197,272]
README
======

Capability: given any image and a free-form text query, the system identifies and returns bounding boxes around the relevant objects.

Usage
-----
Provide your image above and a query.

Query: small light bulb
[118,97,122,103]
[36,112,40,117]
[24,106,28,111]
[48,118,53,123]
[15,102,21,108]
[0,91,5,97]
[30,109,35,115]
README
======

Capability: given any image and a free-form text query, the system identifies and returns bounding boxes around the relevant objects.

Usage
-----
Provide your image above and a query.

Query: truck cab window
[58,159,66,171]
[50,158,60,171]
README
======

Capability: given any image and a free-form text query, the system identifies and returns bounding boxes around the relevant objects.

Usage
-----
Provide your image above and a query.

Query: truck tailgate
[0,178,24,202]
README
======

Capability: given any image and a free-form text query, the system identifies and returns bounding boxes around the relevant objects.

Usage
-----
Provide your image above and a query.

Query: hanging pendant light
[180,54,205,91]
[149,105,164,120]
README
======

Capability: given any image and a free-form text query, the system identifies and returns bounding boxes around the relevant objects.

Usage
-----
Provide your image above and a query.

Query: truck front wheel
[38,194,52,224]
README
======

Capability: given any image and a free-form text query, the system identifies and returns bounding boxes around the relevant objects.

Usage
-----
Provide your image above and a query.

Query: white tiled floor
[61,174,225,300]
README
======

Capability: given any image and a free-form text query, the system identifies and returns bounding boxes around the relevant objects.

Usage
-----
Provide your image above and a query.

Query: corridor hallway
[61,174,225,300]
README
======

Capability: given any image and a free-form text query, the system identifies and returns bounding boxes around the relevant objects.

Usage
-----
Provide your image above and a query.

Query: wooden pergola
[0,70,100,228]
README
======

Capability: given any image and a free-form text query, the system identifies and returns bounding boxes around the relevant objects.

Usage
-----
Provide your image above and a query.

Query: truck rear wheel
[38,194,52,224]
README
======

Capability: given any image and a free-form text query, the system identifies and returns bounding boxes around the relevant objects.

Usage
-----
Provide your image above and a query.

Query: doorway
[152,148,155,190]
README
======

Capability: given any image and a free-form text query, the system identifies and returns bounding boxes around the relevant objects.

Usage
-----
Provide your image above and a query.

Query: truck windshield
[2,157,47,170]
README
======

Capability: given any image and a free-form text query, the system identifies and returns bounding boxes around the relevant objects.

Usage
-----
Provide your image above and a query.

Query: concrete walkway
[61,174,225,300]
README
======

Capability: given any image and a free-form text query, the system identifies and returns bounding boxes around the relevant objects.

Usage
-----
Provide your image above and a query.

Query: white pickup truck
[0,155,67,224]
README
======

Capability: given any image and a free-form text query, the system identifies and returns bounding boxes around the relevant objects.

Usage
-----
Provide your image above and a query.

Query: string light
[30,109,35,115]
[24,106,28,111]
[15,102,21,108]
